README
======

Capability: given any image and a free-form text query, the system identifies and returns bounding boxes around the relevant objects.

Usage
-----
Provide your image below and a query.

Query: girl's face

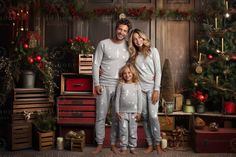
[123,68,133,83]
[132,32,144,48]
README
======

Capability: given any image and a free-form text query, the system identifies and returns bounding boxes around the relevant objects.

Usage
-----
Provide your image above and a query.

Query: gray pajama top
[115,83,142,113]
[92,39,129,87]
[135,47,162,92]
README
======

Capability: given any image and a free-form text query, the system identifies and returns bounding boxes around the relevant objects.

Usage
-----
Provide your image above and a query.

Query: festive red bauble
[231,55,236,60]
[35,55,42,62]
[27,56,34,64]
[23,43,29,49]
[208,54,213,60]
[198,95,205,101]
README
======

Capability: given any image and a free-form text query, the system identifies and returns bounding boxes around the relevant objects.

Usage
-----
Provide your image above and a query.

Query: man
[92,18,132,154]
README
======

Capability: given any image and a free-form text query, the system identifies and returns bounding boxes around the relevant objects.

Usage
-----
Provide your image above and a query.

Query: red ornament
[35,55,42,62]
[208,54,213,60]
[198,95,205,101]
[27,56,34,64]
[23,43,29,49]
[231,55,236,60]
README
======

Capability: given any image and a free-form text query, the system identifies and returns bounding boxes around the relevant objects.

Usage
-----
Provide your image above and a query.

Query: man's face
[115,24,129,41]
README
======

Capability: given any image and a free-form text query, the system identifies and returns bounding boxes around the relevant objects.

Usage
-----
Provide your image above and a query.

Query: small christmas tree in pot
[160,59,175,113]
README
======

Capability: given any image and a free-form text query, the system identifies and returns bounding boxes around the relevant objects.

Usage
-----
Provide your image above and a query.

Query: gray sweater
[115,83,142,113]
[92,39,129,87]
[135,47,162,92]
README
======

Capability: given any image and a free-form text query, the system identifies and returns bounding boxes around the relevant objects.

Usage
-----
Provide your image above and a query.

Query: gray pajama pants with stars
[95,85,118,145]
[119,113,138,150]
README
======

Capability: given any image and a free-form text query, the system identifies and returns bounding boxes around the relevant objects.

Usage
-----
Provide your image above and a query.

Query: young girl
[128,29,163,154]
[115,63,142,155]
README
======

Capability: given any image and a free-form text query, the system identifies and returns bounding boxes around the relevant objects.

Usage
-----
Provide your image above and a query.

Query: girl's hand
[135,113,141,122]
[151,90,159,105]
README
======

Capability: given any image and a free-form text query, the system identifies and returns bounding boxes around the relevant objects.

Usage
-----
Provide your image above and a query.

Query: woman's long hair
[128,28,151,63]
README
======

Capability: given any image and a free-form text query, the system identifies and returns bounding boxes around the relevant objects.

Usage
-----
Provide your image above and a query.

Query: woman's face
[132,32,144,48]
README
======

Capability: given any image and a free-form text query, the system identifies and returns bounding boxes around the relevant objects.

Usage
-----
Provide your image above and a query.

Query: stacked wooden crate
[35,131,55,151]
[8,88,53,150]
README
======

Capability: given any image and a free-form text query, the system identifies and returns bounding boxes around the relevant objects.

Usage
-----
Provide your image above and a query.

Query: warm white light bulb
[225,12,230,18]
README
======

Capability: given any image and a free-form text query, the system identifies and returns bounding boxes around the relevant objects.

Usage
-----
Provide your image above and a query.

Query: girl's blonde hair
[119,63,139,83]
[128,28,151,63]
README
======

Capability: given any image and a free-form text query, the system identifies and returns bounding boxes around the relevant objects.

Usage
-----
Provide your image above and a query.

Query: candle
[196,40,199,54]
[161,139,168,149]
[216,76,219,86]
[215,17,218,29]
[226,0,229,10]
[198,53,202,63]
[221,38,224,52]
[57,137,64,150]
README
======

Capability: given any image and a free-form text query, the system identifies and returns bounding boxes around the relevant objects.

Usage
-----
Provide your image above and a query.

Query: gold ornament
[195,65,203,74]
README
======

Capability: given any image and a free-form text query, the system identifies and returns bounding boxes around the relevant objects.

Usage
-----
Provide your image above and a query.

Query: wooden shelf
[193,112,236,118]
[158,111,192,116]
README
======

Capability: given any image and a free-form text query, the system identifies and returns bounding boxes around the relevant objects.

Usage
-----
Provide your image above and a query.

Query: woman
[128,28,163,154]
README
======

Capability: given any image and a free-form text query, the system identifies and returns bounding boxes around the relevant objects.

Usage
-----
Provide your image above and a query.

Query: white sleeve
[152,48,162,91]
[92,41,103,86]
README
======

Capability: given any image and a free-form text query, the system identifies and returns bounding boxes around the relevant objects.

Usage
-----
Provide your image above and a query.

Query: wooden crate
[78,54,93,74]
[14,88,50,102]
[71,137,85,152]
[12,88,53,123]
[35,131,55,151]
[60,73,94,95]
[9,122,32,150]
[57,95,96,125]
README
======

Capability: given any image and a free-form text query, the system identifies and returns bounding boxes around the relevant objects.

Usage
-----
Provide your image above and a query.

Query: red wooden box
[193,128,236,153]
[57,95,96,125]
[61,73,93,95]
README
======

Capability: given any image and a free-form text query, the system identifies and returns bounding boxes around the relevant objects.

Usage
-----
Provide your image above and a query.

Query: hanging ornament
[231,55,236,60]
[225,55,230,61]
[207,54,213,60]
[194,82,198,87]
[195,65,203,74]
[35,55,42,62]
[27,56,34,64]
[23,43,29,49]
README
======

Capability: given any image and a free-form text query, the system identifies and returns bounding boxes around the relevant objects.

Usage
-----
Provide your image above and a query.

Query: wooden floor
[0,147,235,157]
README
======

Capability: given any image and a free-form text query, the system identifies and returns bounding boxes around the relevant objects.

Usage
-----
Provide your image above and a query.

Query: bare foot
[120,149,128,155]
[156,145,163,154]
[130,149,138,155]
[111,145,119,154]
[144,145,153,154]
[92,144,103,154]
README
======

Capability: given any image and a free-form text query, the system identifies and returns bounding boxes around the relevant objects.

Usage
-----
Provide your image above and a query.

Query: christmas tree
[188,0,236,112]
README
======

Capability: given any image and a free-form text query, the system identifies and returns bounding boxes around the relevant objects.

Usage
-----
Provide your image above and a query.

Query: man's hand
[151,90,159,105]
[95,85,103,95]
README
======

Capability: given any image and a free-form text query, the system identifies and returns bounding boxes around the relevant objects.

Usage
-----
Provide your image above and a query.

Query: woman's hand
[151,90,159,105]
[116,112,123,121]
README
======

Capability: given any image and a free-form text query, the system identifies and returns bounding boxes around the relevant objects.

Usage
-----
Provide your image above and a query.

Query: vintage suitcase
[193,128,236,153]
[57,95,96,125]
